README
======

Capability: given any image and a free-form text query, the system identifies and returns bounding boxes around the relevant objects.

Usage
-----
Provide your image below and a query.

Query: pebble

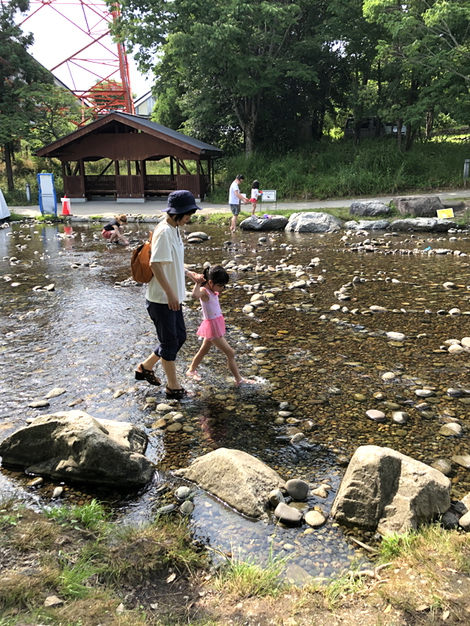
[386,332,406,342]
[44,387,66,399]
[274,502,303,525]
[27,477,43,487]
[180,500,195,515]
[381,372,395,381]
[285,478,309,500]
[156,403,174,412]
[431,459,453,476]
[44,595,64,607]
[28,400,50,408]
[166,423,183,432]
[449,344,465,354]
[452,455,470,469]
[268,489,285,507]
[366,409,386,422]
[439,423,462,437]
[52,486,64,499]
[415,389,435,398]
[304,510,326,528]
[392,411,409,424]
[311,486,329,498]
[156,504,177,515]
[175,486,192,501]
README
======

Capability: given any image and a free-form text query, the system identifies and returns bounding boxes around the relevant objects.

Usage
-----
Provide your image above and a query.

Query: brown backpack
[131,233,153,283]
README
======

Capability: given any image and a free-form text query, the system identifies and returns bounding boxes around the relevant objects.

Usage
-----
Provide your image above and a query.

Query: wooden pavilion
[36,112,223,201]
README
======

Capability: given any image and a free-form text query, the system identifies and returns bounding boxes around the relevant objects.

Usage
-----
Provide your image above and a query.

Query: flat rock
[274,502,303,525]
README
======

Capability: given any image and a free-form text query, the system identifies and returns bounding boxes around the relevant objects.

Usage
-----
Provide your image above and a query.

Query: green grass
[212,547,289,599]
[43,498,111,532]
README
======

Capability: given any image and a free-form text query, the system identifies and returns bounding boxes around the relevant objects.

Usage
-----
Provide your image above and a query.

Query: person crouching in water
[187,265,256,386]
[101,214,129,245]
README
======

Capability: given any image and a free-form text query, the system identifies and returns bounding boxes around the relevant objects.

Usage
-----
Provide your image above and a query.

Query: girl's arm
[192,283,209,301]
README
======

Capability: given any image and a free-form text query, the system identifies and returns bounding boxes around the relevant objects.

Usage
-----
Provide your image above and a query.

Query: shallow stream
[1,219,470,584]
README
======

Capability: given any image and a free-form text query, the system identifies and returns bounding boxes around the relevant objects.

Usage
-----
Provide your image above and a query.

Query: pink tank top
[200,287,222,320]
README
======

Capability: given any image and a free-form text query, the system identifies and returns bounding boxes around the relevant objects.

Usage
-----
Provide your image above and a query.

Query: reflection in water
[1,220,470,581]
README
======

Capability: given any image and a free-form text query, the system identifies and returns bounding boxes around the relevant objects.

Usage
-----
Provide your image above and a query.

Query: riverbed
[1,218,470,584]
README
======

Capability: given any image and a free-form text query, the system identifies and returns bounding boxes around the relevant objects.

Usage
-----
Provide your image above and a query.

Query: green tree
[0,0,53,190]
[363,0,470,146]
[115,0,319,156]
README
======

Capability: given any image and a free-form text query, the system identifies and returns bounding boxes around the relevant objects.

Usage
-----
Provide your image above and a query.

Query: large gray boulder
[239,215,288,231]
[389,218,458,232]
[344,219,390,231]
[350,201,391,217]
[0,411,154,488]
[285,212,342,233]
[331,445,451,535]
[173,448,285,518]
[394,195,444,217]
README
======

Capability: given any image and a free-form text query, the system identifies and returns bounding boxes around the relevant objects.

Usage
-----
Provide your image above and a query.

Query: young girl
[187,265,254,385]
[249,180,262,216]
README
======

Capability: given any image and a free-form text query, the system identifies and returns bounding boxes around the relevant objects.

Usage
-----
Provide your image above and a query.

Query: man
[228,174,251,232]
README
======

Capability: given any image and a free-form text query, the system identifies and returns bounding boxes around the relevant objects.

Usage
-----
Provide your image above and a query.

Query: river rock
[344,219,390,231]
[274,502,303,525]
[458,511,470,531]
[431,459,453,476]
[394,196,444,217]
[173,448,285,518]
[179,500,194,515]
[366,409,386,422]
[268,488,285,507]
[386,332,406,342]
[285,212,342,233]
[452,455,470,469]
[331,445,451,534]
[392,411,409,424]
[389,218,458,232]
[239,216,288,231]
[350,201,391,217]
[285,478,309,500]
[0,410,154,487]
[439,423,462,437]
[44,387,66,399]
[304,510,326,527]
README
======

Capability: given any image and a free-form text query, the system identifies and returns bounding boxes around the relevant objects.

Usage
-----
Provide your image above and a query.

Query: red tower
[20,0,135,122]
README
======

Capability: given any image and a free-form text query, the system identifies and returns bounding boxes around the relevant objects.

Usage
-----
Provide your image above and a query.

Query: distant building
[134,92,156,118]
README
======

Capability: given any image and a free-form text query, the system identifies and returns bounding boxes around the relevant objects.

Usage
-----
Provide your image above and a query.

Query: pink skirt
[197,315,226,340]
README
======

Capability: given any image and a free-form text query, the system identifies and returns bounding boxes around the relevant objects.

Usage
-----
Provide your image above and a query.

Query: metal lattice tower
[20,0,135,121]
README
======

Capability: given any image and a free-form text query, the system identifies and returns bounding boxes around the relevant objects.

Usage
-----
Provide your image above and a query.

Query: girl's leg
[251,202,256,216]
[211,337,242,383]
[188,339,212,373]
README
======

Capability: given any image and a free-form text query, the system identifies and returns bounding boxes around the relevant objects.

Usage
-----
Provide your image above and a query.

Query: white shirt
[229,179,241,205]
[145,221,186,304]
[251,188,260,201]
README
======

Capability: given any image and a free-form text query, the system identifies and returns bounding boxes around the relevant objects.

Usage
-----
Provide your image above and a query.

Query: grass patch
[212,548,289,599]
[43,498,111,533]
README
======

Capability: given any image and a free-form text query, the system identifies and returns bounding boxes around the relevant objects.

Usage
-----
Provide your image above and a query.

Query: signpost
[261,190,277,210]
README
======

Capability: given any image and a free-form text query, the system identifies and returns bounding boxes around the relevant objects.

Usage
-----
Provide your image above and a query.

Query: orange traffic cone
[61,195,71,216]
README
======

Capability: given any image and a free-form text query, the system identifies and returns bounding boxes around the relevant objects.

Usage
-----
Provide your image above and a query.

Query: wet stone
[274,503,303,525]
[285,478,309,500]
[392,411,409,424]
[305,510,326,528]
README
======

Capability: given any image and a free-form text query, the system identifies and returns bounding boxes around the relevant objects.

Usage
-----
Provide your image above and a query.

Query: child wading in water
[187,265,255,385]
[249,180,262,216]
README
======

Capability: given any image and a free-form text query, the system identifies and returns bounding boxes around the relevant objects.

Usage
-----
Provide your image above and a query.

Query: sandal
[135,364,161,386]
[165,386,190,400]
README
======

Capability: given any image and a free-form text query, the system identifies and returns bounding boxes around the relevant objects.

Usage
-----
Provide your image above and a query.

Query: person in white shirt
[134,190,203,400]
[228,174,251,232]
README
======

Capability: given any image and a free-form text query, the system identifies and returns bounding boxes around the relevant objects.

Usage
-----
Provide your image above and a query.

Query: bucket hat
[161,190,201,214]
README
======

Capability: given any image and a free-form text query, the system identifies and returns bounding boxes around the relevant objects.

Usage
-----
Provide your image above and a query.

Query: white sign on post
[261,190,276,202]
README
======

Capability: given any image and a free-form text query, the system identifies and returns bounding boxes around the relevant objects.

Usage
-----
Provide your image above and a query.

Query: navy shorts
[146,300,187,361]
[230,203,240,216]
